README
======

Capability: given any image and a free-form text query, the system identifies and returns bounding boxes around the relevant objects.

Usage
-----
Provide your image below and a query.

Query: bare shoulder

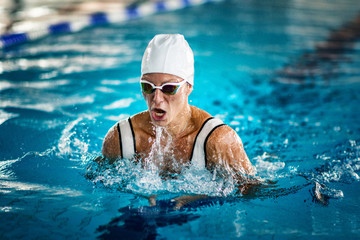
[189,105,212,128]
[102,113,148,161]
[205,124,253,174]
[131,111,149,126]
[130,111,153,135]
[101,123,120,160]
[207,124,242,150]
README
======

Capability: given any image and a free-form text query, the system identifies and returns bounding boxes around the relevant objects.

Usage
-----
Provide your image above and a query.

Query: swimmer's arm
[206,125,257,190]
[101,124,121,161]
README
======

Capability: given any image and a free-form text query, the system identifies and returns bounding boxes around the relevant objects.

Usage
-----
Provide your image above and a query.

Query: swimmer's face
[141,73,192,127]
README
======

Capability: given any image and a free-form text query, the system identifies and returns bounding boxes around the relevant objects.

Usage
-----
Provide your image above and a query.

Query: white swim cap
[141,34,194,85]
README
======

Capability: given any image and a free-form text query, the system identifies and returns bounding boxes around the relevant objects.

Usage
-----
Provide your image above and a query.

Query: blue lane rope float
[0,0,223,49]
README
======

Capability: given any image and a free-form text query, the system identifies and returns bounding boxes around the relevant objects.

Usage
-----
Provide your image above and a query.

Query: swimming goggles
[140,80,186,95]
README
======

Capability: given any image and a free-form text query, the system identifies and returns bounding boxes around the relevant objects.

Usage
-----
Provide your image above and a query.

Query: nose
[152,89,165,104]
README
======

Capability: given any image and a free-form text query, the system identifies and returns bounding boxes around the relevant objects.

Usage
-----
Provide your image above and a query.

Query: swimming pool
[1,0,360,239]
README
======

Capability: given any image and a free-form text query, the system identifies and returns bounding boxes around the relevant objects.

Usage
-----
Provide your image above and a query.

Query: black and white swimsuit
[116,117,225,169]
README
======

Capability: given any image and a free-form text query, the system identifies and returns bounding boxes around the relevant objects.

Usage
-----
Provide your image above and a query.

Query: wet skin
[101,73,255,206]
[102,73,252,174]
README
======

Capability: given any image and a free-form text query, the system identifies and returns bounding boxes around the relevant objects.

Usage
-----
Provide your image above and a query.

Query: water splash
[144,126,173,172]
[58,117,83,156]
[298,139,360,204]
[305,139,360,184]
[253,152,285,179]
[85,122,246,197]
[312,181,344,205]
[86,154,240,198]
[57,115,100,163]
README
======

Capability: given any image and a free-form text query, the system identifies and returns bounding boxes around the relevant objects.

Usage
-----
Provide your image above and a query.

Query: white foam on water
[58,117,83,155]
[253,152,285,179]
[87,157,237,197]
[86,125,240,197]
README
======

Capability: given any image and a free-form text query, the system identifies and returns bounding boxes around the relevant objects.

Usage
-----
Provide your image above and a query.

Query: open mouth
[151,108,166,120]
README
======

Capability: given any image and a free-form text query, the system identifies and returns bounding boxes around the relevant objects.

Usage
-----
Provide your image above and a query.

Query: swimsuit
[117,117,225,169]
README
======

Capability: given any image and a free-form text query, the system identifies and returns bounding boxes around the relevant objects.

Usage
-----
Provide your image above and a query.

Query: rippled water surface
[1,0,360,239]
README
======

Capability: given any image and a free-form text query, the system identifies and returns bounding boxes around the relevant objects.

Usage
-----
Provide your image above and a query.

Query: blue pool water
[1,0,360,239]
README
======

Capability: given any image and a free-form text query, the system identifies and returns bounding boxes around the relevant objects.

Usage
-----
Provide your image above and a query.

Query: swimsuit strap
[117,118,136,159]
[190,117,225,169]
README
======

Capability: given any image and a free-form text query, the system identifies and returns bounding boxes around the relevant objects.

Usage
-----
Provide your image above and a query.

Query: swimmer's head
[141,34,194,86]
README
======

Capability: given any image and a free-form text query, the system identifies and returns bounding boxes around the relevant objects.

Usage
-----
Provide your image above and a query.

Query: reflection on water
[96,199,201,240]
[277,13,360,84]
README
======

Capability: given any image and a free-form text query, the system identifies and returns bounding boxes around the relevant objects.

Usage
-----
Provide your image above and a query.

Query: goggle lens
[140,80,185,95]
[141,82,155,94]
[162,85,179,95]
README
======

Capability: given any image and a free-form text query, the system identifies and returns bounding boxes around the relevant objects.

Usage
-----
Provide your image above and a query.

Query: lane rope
[0,0,223,49]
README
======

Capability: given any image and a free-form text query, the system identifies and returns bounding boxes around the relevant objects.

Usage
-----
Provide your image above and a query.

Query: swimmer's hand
[171,195,207,210]
[148,195,157,207]
[236,178,277,196]
[147,194,207,210]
